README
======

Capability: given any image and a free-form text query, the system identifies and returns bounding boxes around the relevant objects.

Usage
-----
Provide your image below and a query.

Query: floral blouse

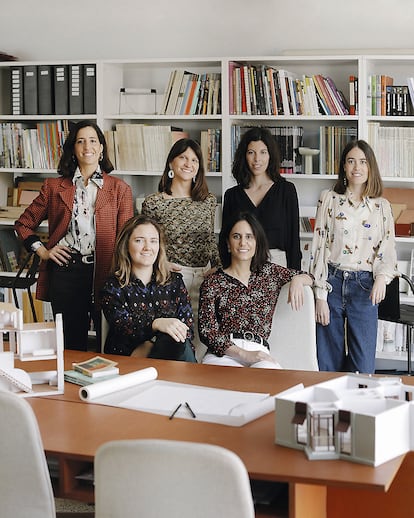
[198,262,299,356]
[101,272,194,356]
[310,189,398,301]
[142,192,220,268]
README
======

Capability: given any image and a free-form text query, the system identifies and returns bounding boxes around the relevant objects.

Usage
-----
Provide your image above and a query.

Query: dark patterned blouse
[198,262,299,357]
[101,272,194,356]
[142,192,220,267]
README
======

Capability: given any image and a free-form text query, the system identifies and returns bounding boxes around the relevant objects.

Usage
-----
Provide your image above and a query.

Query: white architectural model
[275,374,414,466]
[0,302,64,396]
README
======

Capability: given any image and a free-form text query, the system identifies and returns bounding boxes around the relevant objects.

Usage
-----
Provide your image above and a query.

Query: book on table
[64,369,119,386]
[72,356,119,378]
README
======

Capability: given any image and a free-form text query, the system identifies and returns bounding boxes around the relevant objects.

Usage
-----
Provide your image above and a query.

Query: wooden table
[27,352,414,518]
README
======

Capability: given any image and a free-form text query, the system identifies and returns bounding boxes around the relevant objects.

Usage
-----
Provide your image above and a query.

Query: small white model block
[275,374,414,466]
[0,303,64,397]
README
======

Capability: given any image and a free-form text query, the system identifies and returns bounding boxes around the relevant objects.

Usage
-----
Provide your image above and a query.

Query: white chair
[94,439,255,518]
[0,391,56,518]
[268,282,319,370]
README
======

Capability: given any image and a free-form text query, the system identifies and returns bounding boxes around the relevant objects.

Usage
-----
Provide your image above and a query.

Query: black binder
[38,65,54,115]
[10,66,24,115]
[53,65,69,115]
[23,65,38,115]
[69,64,84,115]
[83,64,96,114]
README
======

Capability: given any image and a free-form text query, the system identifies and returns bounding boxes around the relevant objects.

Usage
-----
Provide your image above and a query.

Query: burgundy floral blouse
[198,262,300,356]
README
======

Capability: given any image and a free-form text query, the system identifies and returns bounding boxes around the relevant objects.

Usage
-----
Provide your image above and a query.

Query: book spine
[54,65,69,115]
[10,66,24,115]
[23,65,38,115]
[349,75,355,115]
[69,64,84,115]
[83,64,96,114]
[38,65,54,115]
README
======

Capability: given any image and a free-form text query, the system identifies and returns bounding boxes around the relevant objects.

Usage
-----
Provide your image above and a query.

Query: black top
[221,178,302,269]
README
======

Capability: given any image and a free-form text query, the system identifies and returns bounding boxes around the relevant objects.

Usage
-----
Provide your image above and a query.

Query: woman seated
[101,215,196,362]
[199,212,313,368]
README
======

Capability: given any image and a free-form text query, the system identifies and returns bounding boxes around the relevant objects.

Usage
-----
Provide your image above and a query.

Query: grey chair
[0,390,56,518]
[95,439,255,518]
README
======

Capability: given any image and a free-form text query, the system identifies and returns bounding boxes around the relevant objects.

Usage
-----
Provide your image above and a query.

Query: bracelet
[31,241,44,253]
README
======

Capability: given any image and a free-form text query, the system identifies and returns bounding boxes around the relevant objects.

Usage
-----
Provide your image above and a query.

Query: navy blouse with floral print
[101,272,194,356]
[198,262,300,357]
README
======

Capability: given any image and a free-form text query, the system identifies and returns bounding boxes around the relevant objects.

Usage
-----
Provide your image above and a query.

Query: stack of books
[64,356,119,386]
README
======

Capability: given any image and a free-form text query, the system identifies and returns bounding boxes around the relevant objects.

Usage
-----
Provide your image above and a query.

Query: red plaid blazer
[15,174,134,307]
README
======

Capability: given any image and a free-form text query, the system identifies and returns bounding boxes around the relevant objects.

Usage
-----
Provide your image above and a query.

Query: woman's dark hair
[334,139,383,197]
[57,120,114,178]
[158,138,209,201]
[219,211,270,271]
[232,127,281,188]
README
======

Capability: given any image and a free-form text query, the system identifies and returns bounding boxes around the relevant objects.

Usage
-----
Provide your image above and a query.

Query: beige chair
[269,282,319,370]
[0,390,56,518]
[94,439,255,518]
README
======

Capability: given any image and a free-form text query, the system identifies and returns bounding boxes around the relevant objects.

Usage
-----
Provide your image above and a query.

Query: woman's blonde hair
[112,215,170,287]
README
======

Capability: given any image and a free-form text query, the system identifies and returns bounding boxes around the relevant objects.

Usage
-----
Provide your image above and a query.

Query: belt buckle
[81,254,94,264]
[243,331,254,342]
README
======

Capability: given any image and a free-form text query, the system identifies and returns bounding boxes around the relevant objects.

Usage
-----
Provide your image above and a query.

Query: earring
[71,155,77,163]
[192,175,196,184]
[343,176,347,186]
[168,169,174,179]
[99,152,103,162]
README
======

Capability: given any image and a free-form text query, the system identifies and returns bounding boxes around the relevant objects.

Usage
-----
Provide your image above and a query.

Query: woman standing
[142,138,220,361]
[15,120,133,350]
[199,211,312,368]
[101,214,196,362]
[310,140,398,374]
[221,127,302,269]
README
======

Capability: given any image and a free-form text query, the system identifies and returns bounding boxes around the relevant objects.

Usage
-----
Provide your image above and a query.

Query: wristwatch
[31,241,44,253]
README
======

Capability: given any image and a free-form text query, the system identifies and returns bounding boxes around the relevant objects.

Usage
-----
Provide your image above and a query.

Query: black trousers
[49,257,100,351]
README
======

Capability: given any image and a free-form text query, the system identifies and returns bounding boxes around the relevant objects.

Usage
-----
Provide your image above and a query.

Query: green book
[64,369,119,387]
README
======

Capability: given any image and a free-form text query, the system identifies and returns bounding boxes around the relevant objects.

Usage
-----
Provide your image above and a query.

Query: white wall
[1,0,414,61]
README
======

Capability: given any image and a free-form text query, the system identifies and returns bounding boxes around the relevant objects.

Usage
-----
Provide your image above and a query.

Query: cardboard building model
[275,374,414,466]
[0,302,64,397]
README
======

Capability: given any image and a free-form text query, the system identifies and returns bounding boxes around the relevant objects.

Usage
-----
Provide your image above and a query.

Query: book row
[0,121,71,169]
[105,124,221,173]
[10,64,96,116]
[160,70,221,116]
[319,126,358,175]
[367,75,414,116]
[229,62,350,116]
[368,123,414,178]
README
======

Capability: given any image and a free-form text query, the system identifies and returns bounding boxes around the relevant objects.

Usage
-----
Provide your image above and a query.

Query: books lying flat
[64,369,119,387]
[79,367,276,427]
[72,356,119,378]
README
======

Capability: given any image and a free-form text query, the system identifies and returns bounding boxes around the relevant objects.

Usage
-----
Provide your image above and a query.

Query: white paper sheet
[78,367,275,426]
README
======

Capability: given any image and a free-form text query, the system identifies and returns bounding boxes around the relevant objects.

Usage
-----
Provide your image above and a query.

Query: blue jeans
[316,266,378,374]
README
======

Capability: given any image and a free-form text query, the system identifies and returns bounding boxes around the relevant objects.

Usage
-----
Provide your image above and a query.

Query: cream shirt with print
[310,189,398,301]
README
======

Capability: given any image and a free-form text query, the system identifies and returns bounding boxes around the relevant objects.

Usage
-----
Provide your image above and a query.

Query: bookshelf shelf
[0,52,413,249]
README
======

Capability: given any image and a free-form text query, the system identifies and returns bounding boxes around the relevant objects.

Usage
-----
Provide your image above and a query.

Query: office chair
[0,252,40,322]
[378,273,414,374]
[94,439,255,518]
[0,391,56,518]
[269,282,319,370]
